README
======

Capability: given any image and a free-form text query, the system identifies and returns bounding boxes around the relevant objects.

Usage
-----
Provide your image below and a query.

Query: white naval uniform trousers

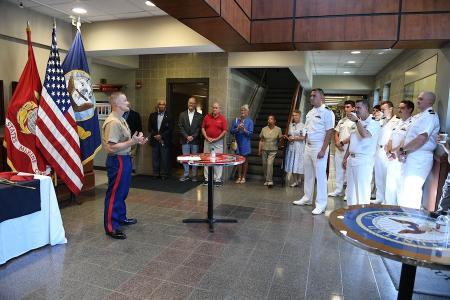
[397,108,439,209]
[346,117,380,206]
[347,153,374,206]
[385,118,412,205]
[374,117,398,203]
[332,117,353,194]
[303,142,329,210]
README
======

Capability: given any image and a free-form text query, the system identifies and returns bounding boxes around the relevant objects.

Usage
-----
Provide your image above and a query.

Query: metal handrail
[248,69,267,110]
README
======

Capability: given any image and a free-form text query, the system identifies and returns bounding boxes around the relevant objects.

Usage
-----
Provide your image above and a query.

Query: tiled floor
[0,167,445,300]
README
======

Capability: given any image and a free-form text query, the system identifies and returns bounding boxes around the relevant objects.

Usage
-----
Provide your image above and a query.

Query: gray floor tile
[150,281,193,300]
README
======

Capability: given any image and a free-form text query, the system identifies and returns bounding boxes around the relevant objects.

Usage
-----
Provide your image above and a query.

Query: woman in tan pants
[259,115,282,187]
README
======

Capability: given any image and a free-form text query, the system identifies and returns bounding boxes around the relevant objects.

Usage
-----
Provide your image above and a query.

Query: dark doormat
[130,175,201,194]
[382,258,450,298]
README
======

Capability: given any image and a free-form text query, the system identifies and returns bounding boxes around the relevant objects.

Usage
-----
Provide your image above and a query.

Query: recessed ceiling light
[347,60,356,64]
[145,1,155,6]
[72,7,87,14]
[343,71,351,74]
[350,51,361,54]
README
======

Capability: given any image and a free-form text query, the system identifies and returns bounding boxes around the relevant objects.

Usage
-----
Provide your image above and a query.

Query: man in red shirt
[202,102,228,186]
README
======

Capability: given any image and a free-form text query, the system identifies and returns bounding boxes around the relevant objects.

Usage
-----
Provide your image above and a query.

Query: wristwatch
[354,118,359,123]
[399,147,407,155]
[340,141,344,146]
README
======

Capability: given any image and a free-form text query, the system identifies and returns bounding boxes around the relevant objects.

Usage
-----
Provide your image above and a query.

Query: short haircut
[311,88,325,97]
[373,104,381,110]
[380,100,394,108]
[357,99,370,110]
[157,99,166,105]
[344,100,355,107]
[241,104,249,111]
[109,91,125,105]
[188,96,197,102]
[400,100,415,112]
[268,115,276,122]
[423,91,436,104]
[292,109,301,114]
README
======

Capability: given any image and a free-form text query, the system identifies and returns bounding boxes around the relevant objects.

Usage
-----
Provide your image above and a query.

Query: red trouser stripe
[107,156,123,232]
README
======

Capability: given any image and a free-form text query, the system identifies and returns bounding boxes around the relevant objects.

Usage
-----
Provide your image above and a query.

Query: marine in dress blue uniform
[102,92,147,239]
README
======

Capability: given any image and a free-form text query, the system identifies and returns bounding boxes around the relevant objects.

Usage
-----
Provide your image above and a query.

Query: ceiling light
[72,7,87,14]
[145,1,155,6]
[343,71,351,74]
[350,51,361,54]
[347,61,356,64]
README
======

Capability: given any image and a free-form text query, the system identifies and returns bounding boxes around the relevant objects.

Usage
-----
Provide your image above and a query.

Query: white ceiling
[311,49,403,76]
[6,0,167,23]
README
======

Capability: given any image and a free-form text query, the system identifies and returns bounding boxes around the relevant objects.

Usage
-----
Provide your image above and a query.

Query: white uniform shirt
[390,117,412,149]
[335,117,354,142]
[404,108,440,153]
[188,109,195,126]
[348,117,381,156]
[377,116,399,147]
[305,104,335,143]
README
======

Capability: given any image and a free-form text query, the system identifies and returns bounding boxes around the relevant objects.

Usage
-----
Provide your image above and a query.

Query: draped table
[177,153,245,232]
[0,174,66,265]
[329,205,450,300]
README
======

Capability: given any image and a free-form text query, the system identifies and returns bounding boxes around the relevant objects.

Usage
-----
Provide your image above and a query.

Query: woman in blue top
[230,104,254,183]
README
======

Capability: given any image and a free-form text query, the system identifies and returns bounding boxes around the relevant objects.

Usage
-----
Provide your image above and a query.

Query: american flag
[36,25,84,194]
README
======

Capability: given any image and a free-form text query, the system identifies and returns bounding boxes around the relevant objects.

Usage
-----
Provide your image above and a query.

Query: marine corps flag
[4,24,48,174]
[62,29,101,165]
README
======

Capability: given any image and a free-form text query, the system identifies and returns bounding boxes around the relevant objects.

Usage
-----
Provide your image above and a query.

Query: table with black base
[329,205,450,300]
[177,153,245,232]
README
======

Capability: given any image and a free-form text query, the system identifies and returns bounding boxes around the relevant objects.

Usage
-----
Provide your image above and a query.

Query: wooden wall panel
[235,0,252,17]
[252,0,294,19]
[152,0,220,19]
[182,17,252,51]
[295,41,394,50]
[221,0,251,41]
[296,0,399,17]
[294,15,397,42]
[400,13,450,40]
[205,0,221,14]
[251,19,293,43]
[402,0,450,12]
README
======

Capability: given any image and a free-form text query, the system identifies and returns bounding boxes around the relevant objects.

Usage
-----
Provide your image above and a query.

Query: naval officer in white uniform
[329,100,355,197]
[373,101,399,204]
[293,88,335,215]
[397,91,440,209]
[384,100,414,205]
[343,99,381,205]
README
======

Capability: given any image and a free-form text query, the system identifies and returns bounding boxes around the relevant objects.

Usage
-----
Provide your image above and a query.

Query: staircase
[247,87,296,182]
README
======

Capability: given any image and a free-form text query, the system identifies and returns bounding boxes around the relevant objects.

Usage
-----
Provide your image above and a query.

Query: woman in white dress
[284,110,305,187]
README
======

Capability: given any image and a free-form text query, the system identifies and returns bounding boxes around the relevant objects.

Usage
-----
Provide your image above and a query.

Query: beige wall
[135,53,228,174]
[0,1,73,107]
[375,48,450,131]
[313,75,375,93]
[82,16,222,56]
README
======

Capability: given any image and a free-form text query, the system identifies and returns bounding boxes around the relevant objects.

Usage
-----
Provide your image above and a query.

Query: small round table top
[329,205,450,269]
[177,153,245,167]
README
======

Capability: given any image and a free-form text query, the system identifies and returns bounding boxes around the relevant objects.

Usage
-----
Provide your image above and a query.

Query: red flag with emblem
[4,24,48,174]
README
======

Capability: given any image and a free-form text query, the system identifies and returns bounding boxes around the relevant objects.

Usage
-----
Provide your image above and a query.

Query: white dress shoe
[290,182,298,187]
[370,199,383,204]
[292,198,312,206]
[312,208,324,215]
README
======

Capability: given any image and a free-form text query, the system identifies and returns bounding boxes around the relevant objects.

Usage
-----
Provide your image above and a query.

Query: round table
[177,153,245,232]
[329,205,450,300]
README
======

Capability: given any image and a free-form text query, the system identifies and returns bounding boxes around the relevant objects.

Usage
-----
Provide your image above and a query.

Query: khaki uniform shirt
[102,111,131,155]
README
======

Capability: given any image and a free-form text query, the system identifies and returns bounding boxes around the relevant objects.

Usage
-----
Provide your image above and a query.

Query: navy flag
[62,29,101,165]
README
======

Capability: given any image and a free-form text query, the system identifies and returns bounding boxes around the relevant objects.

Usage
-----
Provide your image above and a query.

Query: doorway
[167,78,209,169]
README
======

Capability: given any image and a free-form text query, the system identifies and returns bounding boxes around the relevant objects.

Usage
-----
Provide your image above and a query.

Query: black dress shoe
[120,218,137,225]
[106,230,126,239]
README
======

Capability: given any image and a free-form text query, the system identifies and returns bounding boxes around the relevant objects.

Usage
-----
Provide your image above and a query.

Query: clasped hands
[132,132,148,145]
